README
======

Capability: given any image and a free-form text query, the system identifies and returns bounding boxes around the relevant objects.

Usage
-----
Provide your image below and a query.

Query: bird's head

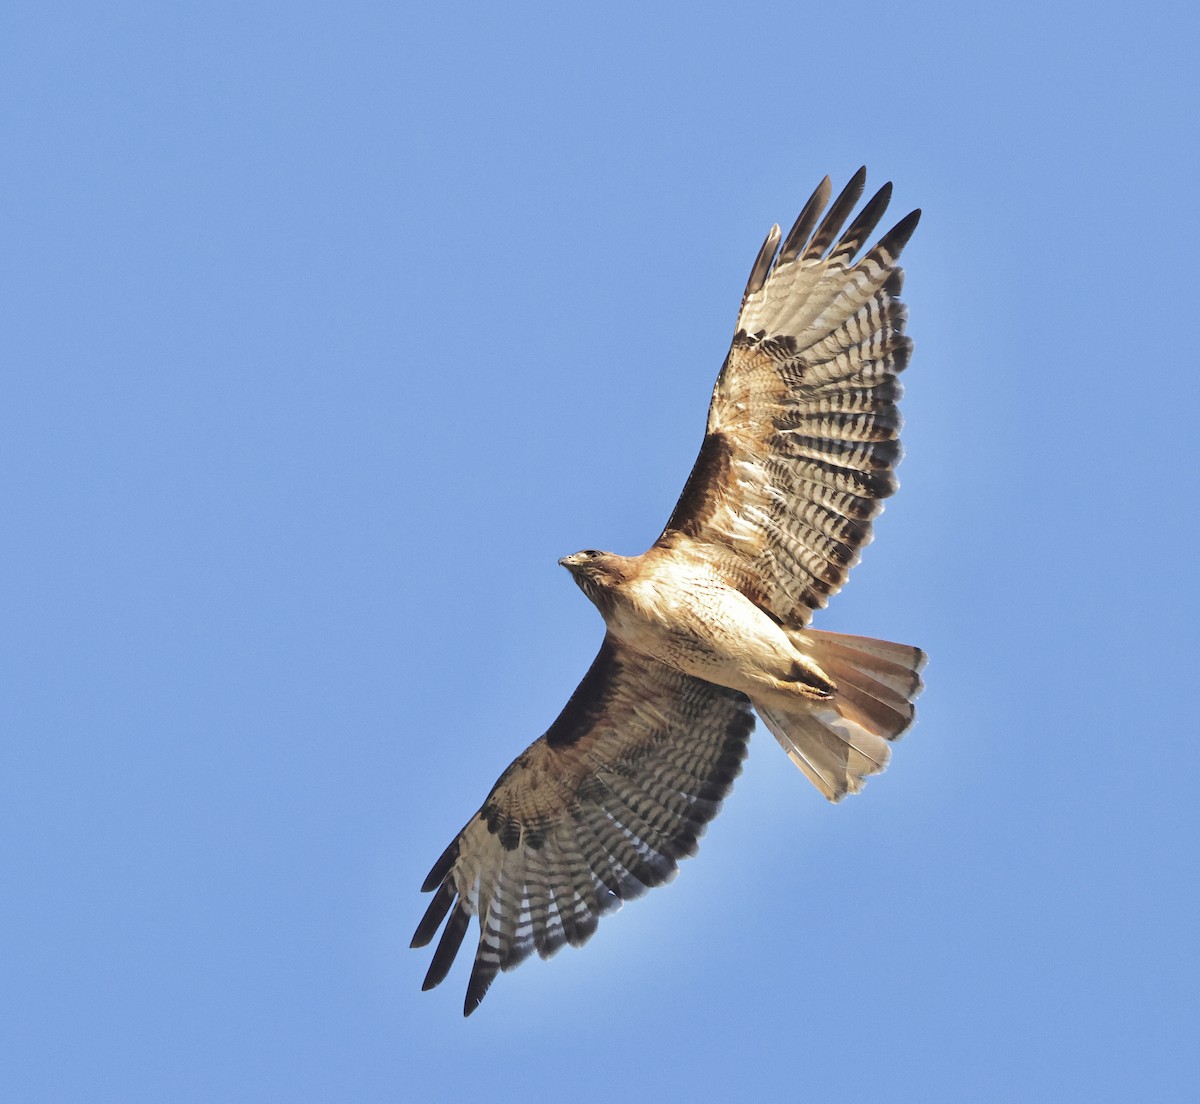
[558,549,630,606]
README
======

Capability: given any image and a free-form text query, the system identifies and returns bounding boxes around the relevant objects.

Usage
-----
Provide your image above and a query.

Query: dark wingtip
[411,880,456,948]
[420,837,460,893]
[421,903,469,992]
[463,961,496,1016]
[779,175,833,261]
[876,208,922,259]
[803,168,868,261]
[742,223,782,300]
[829,181,894,263]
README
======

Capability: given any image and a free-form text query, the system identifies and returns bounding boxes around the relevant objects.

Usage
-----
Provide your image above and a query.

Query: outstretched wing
[412,637,753,1016]
[659,168,920,627]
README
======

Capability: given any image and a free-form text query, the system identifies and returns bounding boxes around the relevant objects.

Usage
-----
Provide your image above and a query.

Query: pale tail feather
[753,629,926,802]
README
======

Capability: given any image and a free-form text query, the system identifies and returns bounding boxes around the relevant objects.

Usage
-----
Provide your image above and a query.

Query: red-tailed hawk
[413,169,925,1015]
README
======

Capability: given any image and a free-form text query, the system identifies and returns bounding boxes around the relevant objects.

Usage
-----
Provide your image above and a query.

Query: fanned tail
[753,629,926,802]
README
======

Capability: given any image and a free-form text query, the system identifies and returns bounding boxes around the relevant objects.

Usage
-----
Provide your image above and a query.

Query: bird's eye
[582,549,600,559]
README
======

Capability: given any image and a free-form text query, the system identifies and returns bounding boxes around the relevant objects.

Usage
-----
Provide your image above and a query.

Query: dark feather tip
[422,903,469,991]
[420,837,460,893]
[411,880,456,948]
[831,181,893,262]
[742,224,782,300]
[779,175,833,261]
[875,208,922,260]
[803,167,868,261]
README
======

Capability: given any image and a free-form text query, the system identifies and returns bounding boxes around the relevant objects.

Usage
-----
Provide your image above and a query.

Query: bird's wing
[658,169,920,627]
[412,636,753,1016]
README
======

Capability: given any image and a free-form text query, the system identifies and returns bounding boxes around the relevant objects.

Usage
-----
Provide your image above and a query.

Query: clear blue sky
[5,2,1198,1101]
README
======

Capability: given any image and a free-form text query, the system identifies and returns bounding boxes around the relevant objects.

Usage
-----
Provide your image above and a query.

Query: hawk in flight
[413,169,925,1015]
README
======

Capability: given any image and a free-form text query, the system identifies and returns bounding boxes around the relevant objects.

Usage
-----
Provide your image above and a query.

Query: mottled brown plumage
[413,170,926,1015]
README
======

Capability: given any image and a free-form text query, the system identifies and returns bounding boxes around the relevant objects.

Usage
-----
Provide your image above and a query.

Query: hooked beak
[559,552,591,574]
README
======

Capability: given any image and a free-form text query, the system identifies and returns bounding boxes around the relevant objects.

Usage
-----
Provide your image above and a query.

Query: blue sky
[5,2,1199,1100]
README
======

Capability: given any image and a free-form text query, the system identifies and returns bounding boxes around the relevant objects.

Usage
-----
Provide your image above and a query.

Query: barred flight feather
[413,636,752,1015]
[803,167,866,260]
[661,174,919,623]
[828,182,893,264]
[778,176,832,262]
